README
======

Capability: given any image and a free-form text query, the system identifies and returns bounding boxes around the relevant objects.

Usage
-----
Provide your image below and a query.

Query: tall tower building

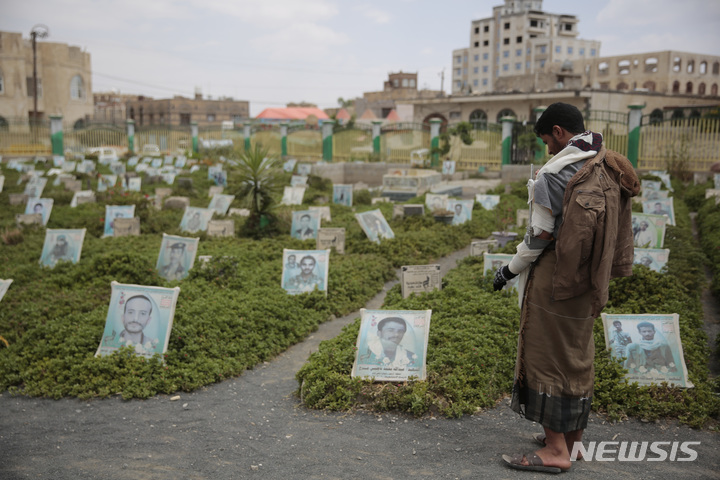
[451,0,600,94]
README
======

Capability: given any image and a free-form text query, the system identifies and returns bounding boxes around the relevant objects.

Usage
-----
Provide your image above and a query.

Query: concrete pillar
[280,123,288,157]
[50,115,63,156]
[372,121,382,156]
[500,116,516,166]
[243,123,252,151]
[191,121,199,153]
[126,119,135,154]
[322,120,335,162]
[429,119,442,167]
[627,104,644,168]
[532,106,546,162]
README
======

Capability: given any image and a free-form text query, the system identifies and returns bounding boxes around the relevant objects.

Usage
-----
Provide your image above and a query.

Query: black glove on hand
[493,265,518,291]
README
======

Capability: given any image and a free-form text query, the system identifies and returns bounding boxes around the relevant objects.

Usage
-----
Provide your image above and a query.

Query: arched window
[673,57,681,72]
[698,83,706,95]
[496,108,516,122]
[686,82,693,94]
[644,58,658,73]
[714,62,720,75]
[0,69,4,94]
[598,62,609,75]
[617,82,629,90]
[689,109,701,119]
[618,59,631,75]
[687,60,695,74]
[671,109,684,121]
[0,115,8,131]
[649,109,663,125]
[73,119,85,130]
[700,61,708,74]
[643,81,656,92]
[712,84,718,96]
[469,109,488,129]
[70,75,85,100]
[672,81,680,93]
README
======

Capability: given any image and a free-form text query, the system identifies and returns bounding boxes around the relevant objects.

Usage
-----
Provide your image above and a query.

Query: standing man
[493,103,639,473]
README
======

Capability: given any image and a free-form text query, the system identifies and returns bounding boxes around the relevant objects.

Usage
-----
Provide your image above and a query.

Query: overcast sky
[2,0,719,116]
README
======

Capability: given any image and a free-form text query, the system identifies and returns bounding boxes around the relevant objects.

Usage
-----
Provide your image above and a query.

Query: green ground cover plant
[296,182,720,429]
[0,158,513,400]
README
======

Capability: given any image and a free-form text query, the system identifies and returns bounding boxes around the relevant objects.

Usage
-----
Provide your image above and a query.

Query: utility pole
[30,24,49,121]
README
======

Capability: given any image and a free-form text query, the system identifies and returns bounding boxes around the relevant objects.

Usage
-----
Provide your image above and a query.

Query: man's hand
[493,266,518,291]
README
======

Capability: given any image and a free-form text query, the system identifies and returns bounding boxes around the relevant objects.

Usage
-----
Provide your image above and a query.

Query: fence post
[126,119,135,155]
[191,121,199,154]
[243,123,252,151]
[533,106,546,162]
[501,116,515,165]
[322,120,335,162]
[430,119,442,167]
[627,104,644,168]
[280,123,288,158]
[372,120,382,157]
[50,115,63,156]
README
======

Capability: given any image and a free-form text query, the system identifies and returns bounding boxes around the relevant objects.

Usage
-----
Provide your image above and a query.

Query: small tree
[431,121,474,161]
[233,144,284,237]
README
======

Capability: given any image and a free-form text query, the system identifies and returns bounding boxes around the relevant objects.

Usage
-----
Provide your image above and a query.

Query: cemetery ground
[1,153,719,479]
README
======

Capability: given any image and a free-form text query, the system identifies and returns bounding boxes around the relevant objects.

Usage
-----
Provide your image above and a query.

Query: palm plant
[233,144,284,235]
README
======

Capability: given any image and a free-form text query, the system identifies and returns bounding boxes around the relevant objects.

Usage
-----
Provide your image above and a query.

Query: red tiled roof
[255,107,330,120]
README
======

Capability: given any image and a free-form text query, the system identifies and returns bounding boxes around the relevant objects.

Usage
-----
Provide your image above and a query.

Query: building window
[463,68,467,75]
[503,38,510,45]
[482,79,488,85]
[526,61,530,69]
[567,47,573,54]
[180,113,191,125]
[515,63,522,70]
[555,46,561,53]
[393,79,399,87]
[564,23,572,31]
[463,54,468,62]
[516,49,522,56]
[0,71,4,94]
[530,19,538,27]
[539,45,546,54]
[598,62,609,75]
[503,50,509,58]
[504,22,510,29]
[206,114,215,122]
[469,109,488,129]
[579,48,585,56]
[590,49,596,56]
[483,53,489,60]
[473,67,479,73]
[455,56,462,64]
[483,40,489,46]
[474,27,479,34]
[503,64,509,71]
[644,57,658,73]
[455,68,461,76]
[617,82,628,91]
[474,54,479,61]
[672,81,680,93]
[618,60,631,75]
[496,108,516,122]
[540,60,546,68]
[699,83,706,95]
[26,77,43,98]
[643,81,656,92]
[484,25,489,32]
[713,62,720,75]
[70,75,85,100]
[456,80,462,88]
[483,66,488,73]
[516,36,522,43]
[473,79,478,87]
[527,47,531,55]
[409,79,416,87]
[712,84,718,96]
[700,61,707,74]
[474,42,479,47]
[686,82,693,94]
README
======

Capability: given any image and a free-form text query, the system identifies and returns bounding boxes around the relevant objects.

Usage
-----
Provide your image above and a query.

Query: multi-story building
[93,90,140,125]
[0,30,93,126]
[354,71,443,120]
[125,90,250,127]
[574,51,720,97]
[452,0,600,95]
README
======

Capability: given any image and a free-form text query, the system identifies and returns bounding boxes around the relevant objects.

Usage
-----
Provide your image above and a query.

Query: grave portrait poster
[401,265,441,298]
[0,279,13,303]
[425,193,448,212]
[332,184,353,207]
[633,248,670,273]
[601,313,692,388]
[352,309,432,381]
[475,194,500,210]
[356,209,394,243]
[281,249,329,295]
[180,207,214,233]
[208,194,235,216]
[96,281,181,360]
[104,205,136,237]
[156,234,199,282]
[291,209,321,240]
[632,213,667,248]
[113,217,141,237]
[40,228,86,268]
[24,197,54,226]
